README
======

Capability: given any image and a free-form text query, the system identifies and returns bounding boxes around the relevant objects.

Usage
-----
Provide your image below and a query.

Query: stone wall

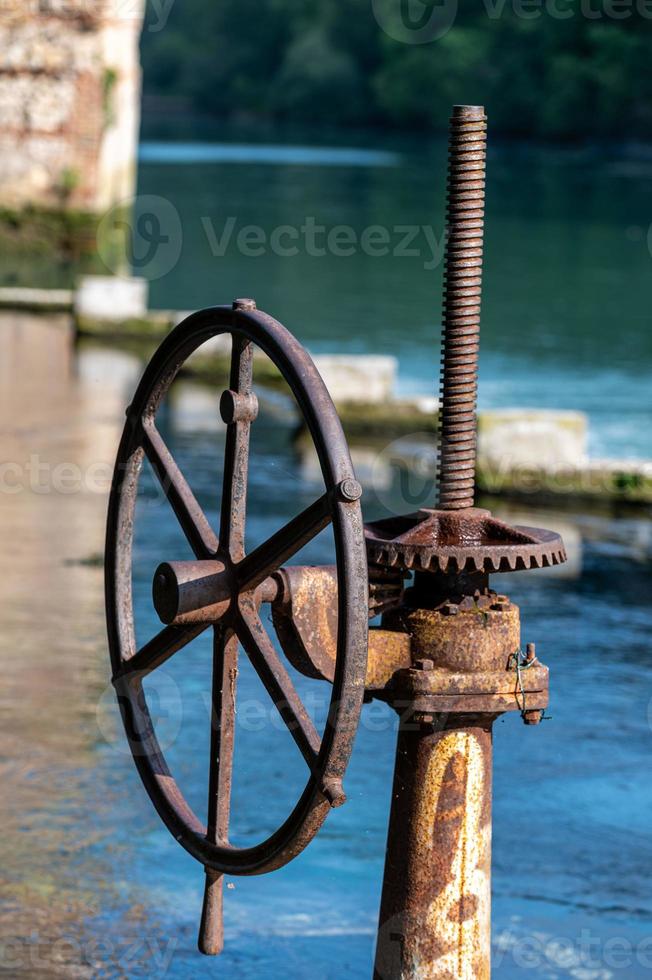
[0,1,145,214]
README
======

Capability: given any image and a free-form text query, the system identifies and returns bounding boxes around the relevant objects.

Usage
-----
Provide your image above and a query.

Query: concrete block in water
[311,354,397,405]
[478,409,588,470]
[75,276,149,323]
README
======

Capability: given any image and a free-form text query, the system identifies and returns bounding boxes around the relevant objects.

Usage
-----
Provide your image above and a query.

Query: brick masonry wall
[0,1,145,214]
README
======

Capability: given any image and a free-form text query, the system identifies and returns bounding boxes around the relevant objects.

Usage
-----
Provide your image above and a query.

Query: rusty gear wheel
[365,507,566,575]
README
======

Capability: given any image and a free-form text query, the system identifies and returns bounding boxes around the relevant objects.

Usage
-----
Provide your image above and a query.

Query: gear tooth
[508,554,517,571]
[439,555,449,574]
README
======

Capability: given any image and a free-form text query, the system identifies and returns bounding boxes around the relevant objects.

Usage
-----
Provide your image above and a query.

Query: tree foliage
[141,0,652,139]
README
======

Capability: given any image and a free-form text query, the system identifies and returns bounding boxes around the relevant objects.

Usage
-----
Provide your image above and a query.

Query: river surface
[0,129,651,979]
[135,124,652,459]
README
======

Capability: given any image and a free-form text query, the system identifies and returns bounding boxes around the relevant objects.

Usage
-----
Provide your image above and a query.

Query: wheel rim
[105,304,368,875]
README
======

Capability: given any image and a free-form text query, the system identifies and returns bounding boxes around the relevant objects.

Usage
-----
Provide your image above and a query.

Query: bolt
[414,658,434,671]
[523,709,543,726]
[440,601,459,616]
[414,713,436,726]
[232,297,257,311]
[526,642,536,662]
[436,105,487,512]
[338,478,363,502]
[491,600,510,612]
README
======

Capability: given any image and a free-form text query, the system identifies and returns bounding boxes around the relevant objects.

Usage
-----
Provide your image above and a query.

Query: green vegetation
[0,205,100,258]
[102,67,119,128]
[141,0,652,141]
[476,462,652,504]
[55,168,80,205]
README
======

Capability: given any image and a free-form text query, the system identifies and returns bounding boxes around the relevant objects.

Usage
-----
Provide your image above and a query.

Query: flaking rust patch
[419,731,491,980]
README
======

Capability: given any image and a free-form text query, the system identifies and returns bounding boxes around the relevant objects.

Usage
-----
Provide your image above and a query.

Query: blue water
[137,133,652,459]
[139,142,400,167]
[84,398,652,979]
[2,130,652,979]
[94,131,652,976]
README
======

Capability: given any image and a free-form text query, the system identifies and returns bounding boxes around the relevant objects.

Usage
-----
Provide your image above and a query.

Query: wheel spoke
[206,626,238,844]
[235,493,332,594]
[113,623,207,681]
[143,422,219,558]
[237,604,321,769]
[219,336,254,560]
[198,626,238,956]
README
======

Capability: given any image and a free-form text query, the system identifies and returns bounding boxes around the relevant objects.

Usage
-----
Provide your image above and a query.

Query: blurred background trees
[141,0,652,140]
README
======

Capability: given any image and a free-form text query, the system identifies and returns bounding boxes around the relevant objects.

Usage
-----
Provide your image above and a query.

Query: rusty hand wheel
[105,299,368,953]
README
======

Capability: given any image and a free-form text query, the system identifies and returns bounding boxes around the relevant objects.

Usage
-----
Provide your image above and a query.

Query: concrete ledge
[311,354,397,405]
[0,286,73,312]
[478,458,652,505]
[355,433,652,506]
[74,275,149,323]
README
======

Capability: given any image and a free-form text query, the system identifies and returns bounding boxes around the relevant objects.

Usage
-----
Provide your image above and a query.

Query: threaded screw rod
[437,105,487,511]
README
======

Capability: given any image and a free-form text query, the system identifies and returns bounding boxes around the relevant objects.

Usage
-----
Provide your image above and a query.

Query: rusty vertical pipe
[437,105,487,511]
[374,716,493,980]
